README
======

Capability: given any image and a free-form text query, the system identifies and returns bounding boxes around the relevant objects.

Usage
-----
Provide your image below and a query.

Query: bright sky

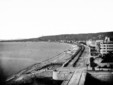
[0,0,113,40]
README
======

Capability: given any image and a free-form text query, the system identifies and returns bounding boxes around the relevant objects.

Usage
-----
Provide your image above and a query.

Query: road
[61,45,90,85]
[51,45,89,85]
[6,44,90,85]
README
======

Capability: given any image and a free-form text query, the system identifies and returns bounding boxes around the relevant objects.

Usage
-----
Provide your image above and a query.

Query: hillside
[0,31,113,42]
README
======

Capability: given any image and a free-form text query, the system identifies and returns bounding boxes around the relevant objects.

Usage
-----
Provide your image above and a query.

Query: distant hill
[0,31,113,42]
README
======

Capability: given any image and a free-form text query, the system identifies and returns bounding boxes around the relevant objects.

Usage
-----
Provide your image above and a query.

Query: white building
[86,40,97,47]
[100,42,113,54]
[99,37,113,55]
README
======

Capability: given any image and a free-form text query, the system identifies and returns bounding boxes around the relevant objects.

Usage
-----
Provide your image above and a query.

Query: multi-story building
[99,37,113,55]
[100,42,113,54]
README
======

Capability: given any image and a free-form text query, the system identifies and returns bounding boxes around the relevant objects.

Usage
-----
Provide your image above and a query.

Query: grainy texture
[0,42,73,77]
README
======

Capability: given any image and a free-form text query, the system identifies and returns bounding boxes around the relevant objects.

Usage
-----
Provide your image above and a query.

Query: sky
[0,0,113,40]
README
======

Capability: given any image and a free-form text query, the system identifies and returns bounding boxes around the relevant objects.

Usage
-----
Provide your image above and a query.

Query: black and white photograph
[0,0,113,85]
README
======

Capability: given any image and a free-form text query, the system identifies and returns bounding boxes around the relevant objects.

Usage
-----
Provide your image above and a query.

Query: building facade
[100,42,113,54]
[99,37,113,55]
